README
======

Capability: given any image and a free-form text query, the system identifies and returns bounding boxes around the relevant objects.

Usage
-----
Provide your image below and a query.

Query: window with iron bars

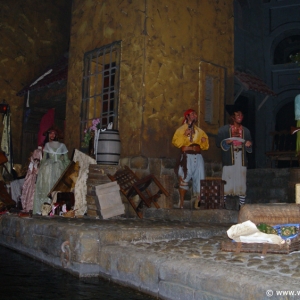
[81,41,121,144]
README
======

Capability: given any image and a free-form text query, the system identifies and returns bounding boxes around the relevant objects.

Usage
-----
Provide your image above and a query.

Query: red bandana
[182,109,195,124]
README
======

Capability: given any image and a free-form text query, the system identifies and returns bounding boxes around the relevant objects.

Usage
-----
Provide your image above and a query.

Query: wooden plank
[47,161,79,197]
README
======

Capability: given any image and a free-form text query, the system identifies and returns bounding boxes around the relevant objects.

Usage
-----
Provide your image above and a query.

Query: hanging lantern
[0,103,9,114]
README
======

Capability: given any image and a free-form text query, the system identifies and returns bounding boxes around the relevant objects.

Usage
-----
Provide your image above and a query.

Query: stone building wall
[0,0,72,163]
[66,0,234,166]
[234,0,300,168]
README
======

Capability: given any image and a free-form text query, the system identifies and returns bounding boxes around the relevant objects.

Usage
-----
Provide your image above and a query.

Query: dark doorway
[235,95,256,169]
[275,101,297,168]
[21,86,66,165]
[275,101,296,131]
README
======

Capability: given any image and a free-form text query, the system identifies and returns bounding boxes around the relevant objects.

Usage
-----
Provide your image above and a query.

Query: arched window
[273,35,300,64]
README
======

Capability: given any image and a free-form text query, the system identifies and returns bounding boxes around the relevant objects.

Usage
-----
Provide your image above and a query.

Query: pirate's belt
[181,145,201,154]
[233,146,242,152]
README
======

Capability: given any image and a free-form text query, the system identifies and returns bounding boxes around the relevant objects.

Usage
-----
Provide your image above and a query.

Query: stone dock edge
[0,211,299,300]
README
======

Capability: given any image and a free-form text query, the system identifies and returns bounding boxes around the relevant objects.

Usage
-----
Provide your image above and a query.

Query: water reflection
[0,246,157,300]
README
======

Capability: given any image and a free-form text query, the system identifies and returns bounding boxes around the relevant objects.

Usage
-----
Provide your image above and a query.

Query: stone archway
[273,34,300,64]
[270,28,300,65]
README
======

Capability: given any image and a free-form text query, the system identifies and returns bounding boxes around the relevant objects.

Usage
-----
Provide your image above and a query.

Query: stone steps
[246,168,292,204]
[173,168,294,208]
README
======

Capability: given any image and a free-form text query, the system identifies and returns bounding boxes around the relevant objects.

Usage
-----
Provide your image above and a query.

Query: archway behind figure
[275,100,297,168]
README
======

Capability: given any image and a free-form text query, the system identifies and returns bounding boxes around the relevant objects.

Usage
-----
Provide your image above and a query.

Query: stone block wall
[116,158,295,212]
[119,156,223,211]
[246,168,291,204]
[85,158,296,215]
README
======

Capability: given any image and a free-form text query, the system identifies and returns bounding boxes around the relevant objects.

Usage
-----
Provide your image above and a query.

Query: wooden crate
[47,161,78,197]
[86,164,120,217]
[199,178,226,209]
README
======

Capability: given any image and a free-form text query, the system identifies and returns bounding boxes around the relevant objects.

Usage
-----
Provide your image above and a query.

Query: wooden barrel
[96,130,121,165]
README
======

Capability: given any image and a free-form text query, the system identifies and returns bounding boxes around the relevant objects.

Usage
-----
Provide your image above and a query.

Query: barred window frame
[81,41,121,144]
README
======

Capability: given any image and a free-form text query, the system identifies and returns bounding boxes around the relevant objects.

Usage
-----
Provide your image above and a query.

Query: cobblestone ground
[129,235,300,279]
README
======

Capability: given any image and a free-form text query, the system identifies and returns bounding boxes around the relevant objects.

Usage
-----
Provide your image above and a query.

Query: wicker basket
[238,204,300,225]
[221,234,300,255]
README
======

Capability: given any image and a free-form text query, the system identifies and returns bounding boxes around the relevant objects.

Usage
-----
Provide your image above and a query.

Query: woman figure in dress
[20,147,43,212]
[33,128,70,215]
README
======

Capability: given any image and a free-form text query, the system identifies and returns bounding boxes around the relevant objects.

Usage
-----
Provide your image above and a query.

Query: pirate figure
[172,109,209,209]
[216,105,252,208]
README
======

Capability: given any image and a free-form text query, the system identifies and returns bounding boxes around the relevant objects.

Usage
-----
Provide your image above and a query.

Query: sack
[0,152,8,165]
[41,203,52,216]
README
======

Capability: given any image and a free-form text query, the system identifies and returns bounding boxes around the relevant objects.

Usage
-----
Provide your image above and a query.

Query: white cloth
[73,149,96,216]
[178,153,205,195]
[1,114,12,173]
[10,178,25,202]
[222,151,247,196]
[227,220,259,240]
[44,142,68,161]
[239,232,284,245]
[227,221,285,245]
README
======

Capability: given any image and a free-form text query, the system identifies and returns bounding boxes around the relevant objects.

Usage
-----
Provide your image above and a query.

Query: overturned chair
[107,165,169,218]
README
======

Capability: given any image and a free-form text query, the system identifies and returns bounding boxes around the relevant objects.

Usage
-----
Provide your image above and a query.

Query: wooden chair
[265,130,298,167]
[107,165,169,218]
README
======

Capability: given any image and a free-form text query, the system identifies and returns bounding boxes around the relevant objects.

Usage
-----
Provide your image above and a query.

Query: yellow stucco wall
[66,0,234,161]
[0,0,72,163]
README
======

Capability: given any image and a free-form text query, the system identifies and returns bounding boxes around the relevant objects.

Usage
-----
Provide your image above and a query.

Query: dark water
[0,246,157,300]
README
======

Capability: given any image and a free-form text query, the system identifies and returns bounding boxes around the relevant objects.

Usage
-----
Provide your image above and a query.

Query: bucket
[96,130,121,165]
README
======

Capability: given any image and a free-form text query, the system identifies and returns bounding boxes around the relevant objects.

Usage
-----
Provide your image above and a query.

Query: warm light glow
[0,104,8,113]
[295,184,300,203]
